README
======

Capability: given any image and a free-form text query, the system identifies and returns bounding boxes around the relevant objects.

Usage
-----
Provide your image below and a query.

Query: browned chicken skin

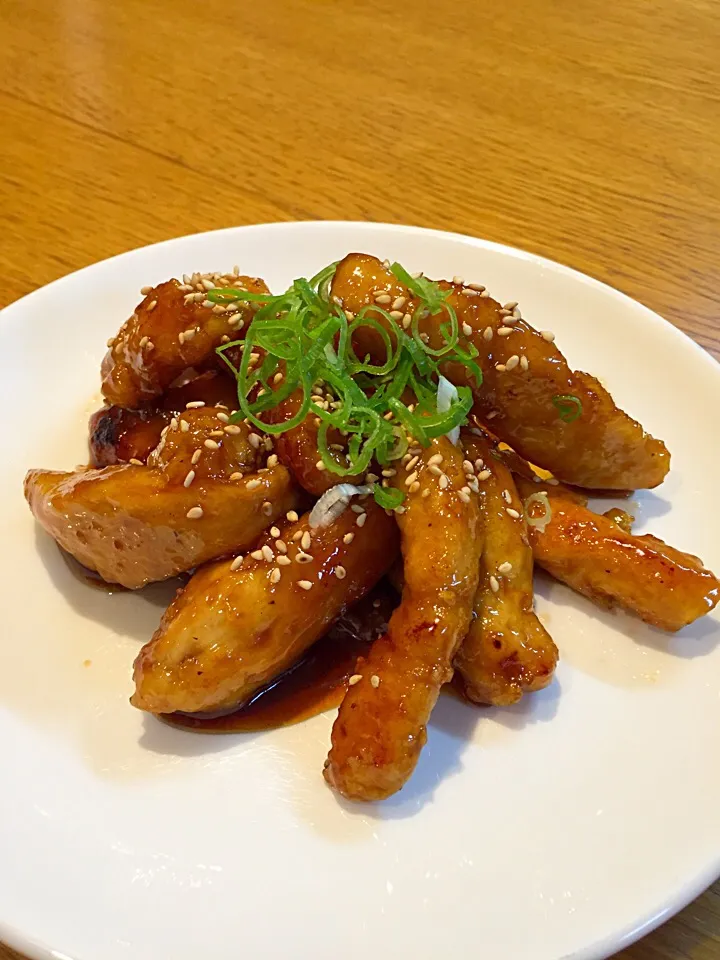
[515,476,720,631]
[89,371,239,467]
[25,408,297,588]
[132,500,399,715]
[331,253,670,490]
[324,436,482,801]
[101,271,267,409]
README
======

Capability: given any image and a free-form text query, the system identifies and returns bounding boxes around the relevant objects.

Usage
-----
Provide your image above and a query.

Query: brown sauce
[163,583,399,734]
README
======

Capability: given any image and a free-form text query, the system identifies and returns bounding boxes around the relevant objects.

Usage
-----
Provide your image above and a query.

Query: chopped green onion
[372,485,406,510]
[552,394,583,423]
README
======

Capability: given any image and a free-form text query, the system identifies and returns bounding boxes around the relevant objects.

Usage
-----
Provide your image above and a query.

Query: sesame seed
[351,504,365,514]
[505,355,520,371]
[190,449,202,465]
[183,328,196,341]
[260,544,274,562]
[335,565,347,579]
[402,314,412,329]
[106,338,115,348]
[503,301,518,311]
[422,488,430,498]
[439,474,449,489]
[489,575,500,593]
[201,278,215,291]
[498,561,513,574]
[250,550,263,560]
[541,330,555,342]
[224,424,242,435]
[483,327,494,341]
[427,453,444,466]
[520,355,529,371]
[461,485,471,494]
[453,275,464,285]
[201,300,214,309]
[270,526,281,538]
[273,372,284,384]
[262,501,273,516]
[229,471,243,481]
[230,556,243,571]
[270,568,281,584]
[374,294,392,305]
[146,300,157,312]
[409,481,420,493]
[506,507,521,519]
[389,310,404,320]
[186,400,205,409]
[140,285,153,295]
[292,530,304,541]
[365,472,379,484]
[315,460,326,471]
[463,460,474,473]
[297,580,313,591]
[468,282,486,292]
[392,296,406,311]
[477,469,492,481]
[370,674,380,688]
[344,310,355,321]
[381,468,397,478]
[208,430,224,438]
[495,363,507,372]
[276,539,287,553]
[356,513,367,527]
[348,674,362,686]
[301,531,312,551]
[248,434,261,449]
[129,458,143,466]
[462,322,473,337]
[474,458,484,471]
[458,490,470,502]
[139,335,149,348]
[405,455,420,471]
[216,411,230,423]
[277,554,292,566]
[186,506,203,520]
[246,478,261,490]
[502,488,512,503]
[394,505,406,513]
[180,420,190,433]
[204,439,220,450]
[343,532,355,545]
[183,470,196,488]
[497,326,514,337]
[287,510,299,522]
[405,471,418,487]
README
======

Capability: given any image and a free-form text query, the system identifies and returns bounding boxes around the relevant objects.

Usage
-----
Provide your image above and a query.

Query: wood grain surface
[1,0,719,957]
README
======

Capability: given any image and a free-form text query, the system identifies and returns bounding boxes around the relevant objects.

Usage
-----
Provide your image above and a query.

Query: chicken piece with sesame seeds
[454,430,558,706]
[131,500,399,715]
[324,435,482,802]
[331,253,670,491]
[89,370,239,467]
[101,273,268,409]
[512,474,720,632]
[25,408,297,589]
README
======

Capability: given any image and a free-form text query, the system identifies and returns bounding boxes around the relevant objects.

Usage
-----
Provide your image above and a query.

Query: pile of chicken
[25,254,720,802]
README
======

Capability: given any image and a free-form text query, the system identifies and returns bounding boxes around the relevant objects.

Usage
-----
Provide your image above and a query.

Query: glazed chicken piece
[324,435,482,802]
[454,430,558,706]
[514,476,720,631]
[89,371,239,467]
[101,270,268,408]
[331,253,669,491]
[131,500,399,715]
[25,407,297,589]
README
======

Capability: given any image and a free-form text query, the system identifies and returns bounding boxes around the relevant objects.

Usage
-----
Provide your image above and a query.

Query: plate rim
[2,219,719,960]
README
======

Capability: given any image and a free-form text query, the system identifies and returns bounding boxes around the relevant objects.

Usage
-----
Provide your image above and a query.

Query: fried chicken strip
[454,430,558,705]
[515,476,720,631]
[101,272,267,408]
[324,436,482,801]
[131,500,399,715]
[25,407,296,588]
[331,253,669,490]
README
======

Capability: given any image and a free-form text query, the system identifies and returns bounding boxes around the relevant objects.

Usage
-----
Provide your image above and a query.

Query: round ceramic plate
[2,222,719,960]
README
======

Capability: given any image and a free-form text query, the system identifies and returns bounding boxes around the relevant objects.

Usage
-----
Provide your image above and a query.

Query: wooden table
[1,0,719,957]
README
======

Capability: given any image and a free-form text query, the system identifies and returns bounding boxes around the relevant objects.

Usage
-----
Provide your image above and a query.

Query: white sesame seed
[489,575,500,593]
[246,478,261,490]
[216,411,230,423]
[186,506,203,520]
[462,322,473,337]
[502,488,512,503]
[270,567,281,584]
[186,400,205,409]
[468,282,486,292]
[270,526,281,538]
[301,531,312,551]
[140,285,153,295]
[497,326,514,336]
[297,580,313,591]
[146,300,157,312]
[409,481,421,493]
[506,507,521,519]
[183,470,196,488]
[348,674,362,686]
[389,310,404,320]
[439,474,449,489]
[503,301,518,311]
[139,335,149,348]
[356,513,367,527]
[208,430,224,438]
[495,363,507,372]
[541,330,556,342]
[474,459,484,471]
[374,294,392,305]
[260,544,274,562]
[204,439,220,450]
[405,471,418,487]
[520,355,529,371]
[498,562,513,574]
[191,449,202,465]
[129,458,143,466]
[315,460,327,471]
[267,453,279,468]
[224,424,242,435]
[343,532,355,545]
[277,554,292,566]
[180,419,190,433]
[370,674,380,688]
[453,275,464,285]
[250,549,264,561]
[405,455,420,471]
[463,459,474,473]
[292,530,304,541]
[477,469,492,481]
[248,434,261,449]
[392,296,406,311]
[427,453,444,466]
[422,488,430,498]
[402,313,412,329]
[351,504,365,514]
[505,355,520,371]
[334,565,347,580]
[230,556,243,571]
[276,539,288,553]
[287,510,299,522]
[229,471,243,481]
[262,501,273,516]
[458,490,470,502]
[483,326,494,341]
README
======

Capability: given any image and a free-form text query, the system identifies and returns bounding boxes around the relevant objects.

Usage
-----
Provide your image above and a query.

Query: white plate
[2,222,719,960]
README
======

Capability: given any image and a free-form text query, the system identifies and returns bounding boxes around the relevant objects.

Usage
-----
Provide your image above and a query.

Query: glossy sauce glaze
[164,583,398,733]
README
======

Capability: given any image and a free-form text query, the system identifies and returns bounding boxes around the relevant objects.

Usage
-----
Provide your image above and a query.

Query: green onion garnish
[211,261,481,508]
[552,394,582,423]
